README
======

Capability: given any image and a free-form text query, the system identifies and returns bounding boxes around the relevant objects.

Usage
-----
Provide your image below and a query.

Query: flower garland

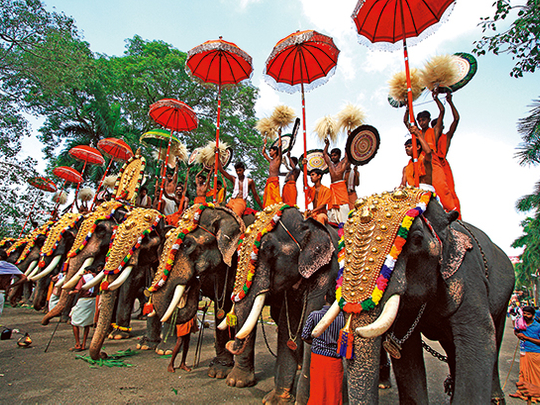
[336,191,432,313]
[111,323,132,332]
[231,204,289,303]
[38,214,83,268]
[101,215,162,291]
[0,238,16,249]
[148,203,214,293]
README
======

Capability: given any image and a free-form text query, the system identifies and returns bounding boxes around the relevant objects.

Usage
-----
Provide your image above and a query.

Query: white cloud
[254,79,282,117]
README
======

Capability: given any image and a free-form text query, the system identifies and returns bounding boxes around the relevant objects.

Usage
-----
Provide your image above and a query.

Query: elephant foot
[262,388,294,404]
[108,330,131,340]
[136,336,160,351]
[208,357,234,379]
[155,340,175,356]
[226,364,256,388]
[491,397,506,404]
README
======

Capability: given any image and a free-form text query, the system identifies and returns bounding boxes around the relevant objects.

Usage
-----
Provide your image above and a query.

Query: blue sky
[22,0,540,256]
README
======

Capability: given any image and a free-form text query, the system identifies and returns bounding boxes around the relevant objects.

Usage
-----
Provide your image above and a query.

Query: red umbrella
[92,138,134,209]
[51,166,82,219]
[68,145,105,209]
[352,0,455,185]
[264,30,340,209]
[149,99,198,211]
[19,177,58,237]
[186,37,253,201]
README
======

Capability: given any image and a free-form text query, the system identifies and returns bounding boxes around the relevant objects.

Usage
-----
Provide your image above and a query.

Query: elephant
[147,203,247,378]
[224,204,339,404]
[41,201,129,325]
[89,207,169,360]
[313,187,515,404]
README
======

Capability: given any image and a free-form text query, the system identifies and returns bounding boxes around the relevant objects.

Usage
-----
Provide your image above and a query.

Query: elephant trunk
[33,276,51,311]
[41,290,74,325]
[90,290,117,360]
[225,292,266,355]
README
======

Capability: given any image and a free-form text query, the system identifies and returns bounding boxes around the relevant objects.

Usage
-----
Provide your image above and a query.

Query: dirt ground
[0,304,525,404]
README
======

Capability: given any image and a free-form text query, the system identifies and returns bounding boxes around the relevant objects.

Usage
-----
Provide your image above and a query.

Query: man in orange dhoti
[262,138,283,208]
[323,140,350,225]
[344,166,359,210]
[282,154,300,206]
[401,128,433,191]
[218,160,263,217]
[305,169,331,225]
[194,169,210,204]
[511,306,540,402]
[207,178,227,204]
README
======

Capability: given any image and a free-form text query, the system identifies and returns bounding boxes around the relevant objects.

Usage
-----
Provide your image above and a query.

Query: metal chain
[284,291,307,345]
[421,340,448,363]
[259,313,277,358]
[389,303,427,345]
[457,220,489,278]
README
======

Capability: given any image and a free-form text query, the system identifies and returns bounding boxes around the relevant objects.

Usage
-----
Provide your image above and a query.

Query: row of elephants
[4,187,514,404]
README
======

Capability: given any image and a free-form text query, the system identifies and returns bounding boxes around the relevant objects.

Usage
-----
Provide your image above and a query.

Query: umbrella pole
[91,158,113,210]
[19,198,38,238]
[400,0,419,188]
[51,181,67,220]
[73,160,88,211]
[158,135,174,211]
[213,86,222,203]
[301,82,308,210]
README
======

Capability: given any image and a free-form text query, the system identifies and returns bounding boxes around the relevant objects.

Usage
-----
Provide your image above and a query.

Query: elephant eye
[409,230,423,247]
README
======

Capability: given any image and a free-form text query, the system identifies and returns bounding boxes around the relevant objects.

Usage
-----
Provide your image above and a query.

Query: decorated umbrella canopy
[352,0,455,186]
[91,138,134,209]
[140,128,182,149]
[186,37,253,201]
[68,145,105,206]
[148,99,198,211]
[19,177,58,237]
[51,166,82,218]
[264,30,340,209]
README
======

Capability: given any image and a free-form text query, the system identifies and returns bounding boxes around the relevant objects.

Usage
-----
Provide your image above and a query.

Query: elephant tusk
[108,266,133,291]
[311,301,341,338]
[30,255,62,281]
[24,260,38,276]
[82,270,105,290]
[147,310,156,317]
[217,317,228,331]
[355,294,401,338]
[62,258,95,290]
[160,284,186,323]
[28,260,45,279]
[235,293,266,340]
[55,275,66,288]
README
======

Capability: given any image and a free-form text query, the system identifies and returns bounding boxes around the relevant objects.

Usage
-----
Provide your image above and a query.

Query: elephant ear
[440,225,473,281]
[213,208,245,267]
[298,218,335,279]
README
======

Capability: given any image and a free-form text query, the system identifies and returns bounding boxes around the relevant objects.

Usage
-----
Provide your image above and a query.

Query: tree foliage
[473,0,540,78]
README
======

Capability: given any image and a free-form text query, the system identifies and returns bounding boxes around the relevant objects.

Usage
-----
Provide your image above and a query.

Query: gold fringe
[420,54,460,91]
[388,68,424,103]
[314,115,338,142]
[337,104,365,134]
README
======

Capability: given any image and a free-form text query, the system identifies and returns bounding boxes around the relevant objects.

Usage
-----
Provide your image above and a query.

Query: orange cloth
[263,176,282,208]
[194,196,206,204]
[282,180,297,206]
[437,134,461,216]
[348,191,358,210]
[405,153,427,186]
[424,127,437,152]
[176,317,198,337]
[306,185,331,225]
[308,352,343,405]
[329,181,349,209]
[206,188,226,204]
[166,212,181,227]
[513,352,540,402]
[226,198,247,217]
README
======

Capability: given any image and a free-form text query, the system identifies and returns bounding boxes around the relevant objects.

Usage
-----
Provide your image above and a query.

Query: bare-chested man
[323,138,350,224]
[218,159,263,217]
[344,165,360,210]
[160,166,178,215]
[194,169,210,204]
[281,152,300,206]
[262,137,282,208]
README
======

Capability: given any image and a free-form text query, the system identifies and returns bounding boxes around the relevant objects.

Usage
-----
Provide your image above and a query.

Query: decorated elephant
[41,201,129,324]
[223,203,339,404]
[89,207,168,360]
[314,187,515,404]
[146,203,246,376]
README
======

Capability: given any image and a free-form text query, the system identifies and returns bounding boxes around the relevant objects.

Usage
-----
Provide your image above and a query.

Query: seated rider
[304,168,331,225]
[400,127,433,192]
[218,159,263,217]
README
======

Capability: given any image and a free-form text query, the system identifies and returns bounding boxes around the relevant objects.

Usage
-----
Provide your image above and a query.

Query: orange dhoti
[206,188,225,204]
[431,156,459,213]
[329,181,350,224]
[308,352,343,405]
[194,196,206,204]
[282,180,297,206]
[226,198,247,217]
[348,191,358,210]
[512,352,540,402]
[263,177,282,208]
[176,316,199,337]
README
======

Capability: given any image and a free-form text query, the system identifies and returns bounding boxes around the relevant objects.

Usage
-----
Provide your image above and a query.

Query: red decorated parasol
[19,177,58,237]
[148,99,198,211]
[52,166,83,184]
[352,0,455,186]
[92,138,134,209]
[68,145,105,206]
[264,30,340,209]
[186,37,253,201]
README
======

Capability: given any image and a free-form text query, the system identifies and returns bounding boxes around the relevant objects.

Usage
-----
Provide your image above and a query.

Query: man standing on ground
[0,250,27,318]
[323,139,350,225]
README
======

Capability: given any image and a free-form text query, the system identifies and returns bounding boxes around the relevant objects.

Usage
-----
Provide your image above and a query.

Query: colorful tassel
[226,304,237,327]
[337,313,354,359]
[143,296,154,315]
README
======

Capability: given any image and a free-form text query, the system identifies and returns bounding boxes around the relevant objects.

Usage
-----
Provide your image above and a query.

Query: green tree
[473,0,540,78]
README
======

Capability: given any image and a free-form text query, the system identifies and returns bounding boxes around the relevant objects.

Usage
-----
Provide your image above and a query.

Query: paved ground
[0,305,525,404]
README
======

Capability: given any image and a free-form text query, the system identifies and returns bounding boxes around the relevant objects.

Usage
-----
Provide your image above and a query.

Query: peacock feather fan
[420,54,460,91]
[388,69,424,103]
[255,117,278,140]
[52,191,67,205]
[314,115,339,142]
[197,141,229,167]
[270,105,296,130]
[78,188,94,202]
[337,104,366,135]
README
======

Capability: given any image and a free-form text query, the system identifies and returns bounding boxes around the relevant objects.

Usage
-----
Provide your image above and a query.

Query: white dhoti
[162,196,177,215]
[0,291,4,318]
[70,297,96,327]
[48,294,60,312]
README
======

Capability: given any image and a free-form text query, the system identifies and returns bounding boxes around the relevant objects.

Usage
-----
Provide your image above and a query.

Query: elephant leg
[379,347,391,389]
[226,326,257,388]
[491,311,507,403]
[109,285,134,340]
[137,315,161,351]
[208,307,235,380]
